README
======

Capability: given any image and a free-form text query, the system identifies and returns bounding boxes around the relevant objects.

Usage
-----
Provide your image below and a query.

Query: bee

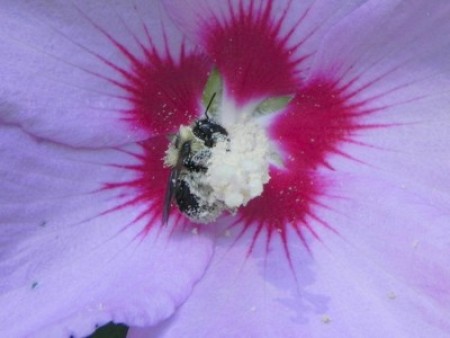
[163,93,228,224]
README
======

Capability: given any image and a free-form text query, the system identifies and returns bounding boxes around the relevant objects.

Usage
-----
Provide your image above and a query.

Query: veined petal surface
[0,126,213,337]
[129,0,450,337]
[0,0,204,147]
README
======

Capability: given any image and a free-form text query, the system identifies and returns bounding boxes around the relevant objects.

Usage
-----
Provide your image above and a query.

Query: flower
[1,0,450,337]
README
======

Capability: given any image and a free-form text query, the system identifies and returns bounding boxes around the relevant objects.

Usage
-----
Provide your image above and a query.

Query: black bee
[162,93,228,224]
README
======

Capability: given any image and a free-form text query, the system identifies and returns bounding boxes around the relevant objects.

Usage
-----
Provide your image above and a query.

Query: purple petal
[129,205,450,337]
[0,1,200,147]
[130,0,450,336]
[0,125,213,337]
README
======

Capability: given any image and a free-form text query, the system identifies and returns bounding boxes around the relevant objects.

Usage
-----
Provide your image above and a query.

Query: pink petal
[0,125,213,337]
[0,1,205,147]
[305,0,450,209]
[130,1,450,336]
[162,0,367,103]
[237,79,361,251]
[161,0,372,246]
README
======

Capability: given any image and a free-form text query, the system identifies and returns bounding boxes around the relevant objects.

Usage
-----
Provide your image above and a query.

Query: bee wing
[162,140,191,225]
[162,167,180,225]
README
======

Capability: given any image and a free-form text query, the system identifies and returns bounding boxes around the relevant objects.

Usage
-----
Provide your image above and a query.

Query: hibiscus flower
[1,1,450,337]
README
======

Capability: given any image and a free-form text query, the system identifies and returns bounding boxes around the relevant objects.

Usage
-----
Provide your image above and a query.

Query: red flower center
[97,1,378,259]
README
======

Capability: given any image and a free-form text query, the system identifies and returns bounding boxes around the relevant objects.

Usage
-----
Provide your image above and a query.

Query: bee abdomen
[175,179,200,217]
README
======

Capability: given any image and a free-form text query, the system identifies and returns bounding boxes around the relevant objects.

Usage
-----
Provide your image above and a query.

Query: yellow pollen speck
[224,229,231,237]
[191,228,199,235]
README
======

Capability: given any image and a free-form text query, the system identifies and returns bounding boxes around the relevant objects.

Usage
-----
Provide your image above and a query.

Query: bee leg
[179,140,207,172]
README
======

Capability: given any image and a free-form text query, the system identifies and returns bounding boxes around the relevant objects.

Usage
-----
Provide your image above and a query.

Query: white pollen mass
[206,122,270,209]
[164,119,272,224]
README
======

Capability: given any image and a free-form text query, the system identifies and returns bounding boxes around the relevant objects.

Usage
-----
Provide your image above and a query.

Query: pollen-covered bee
[163,93,229,224]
